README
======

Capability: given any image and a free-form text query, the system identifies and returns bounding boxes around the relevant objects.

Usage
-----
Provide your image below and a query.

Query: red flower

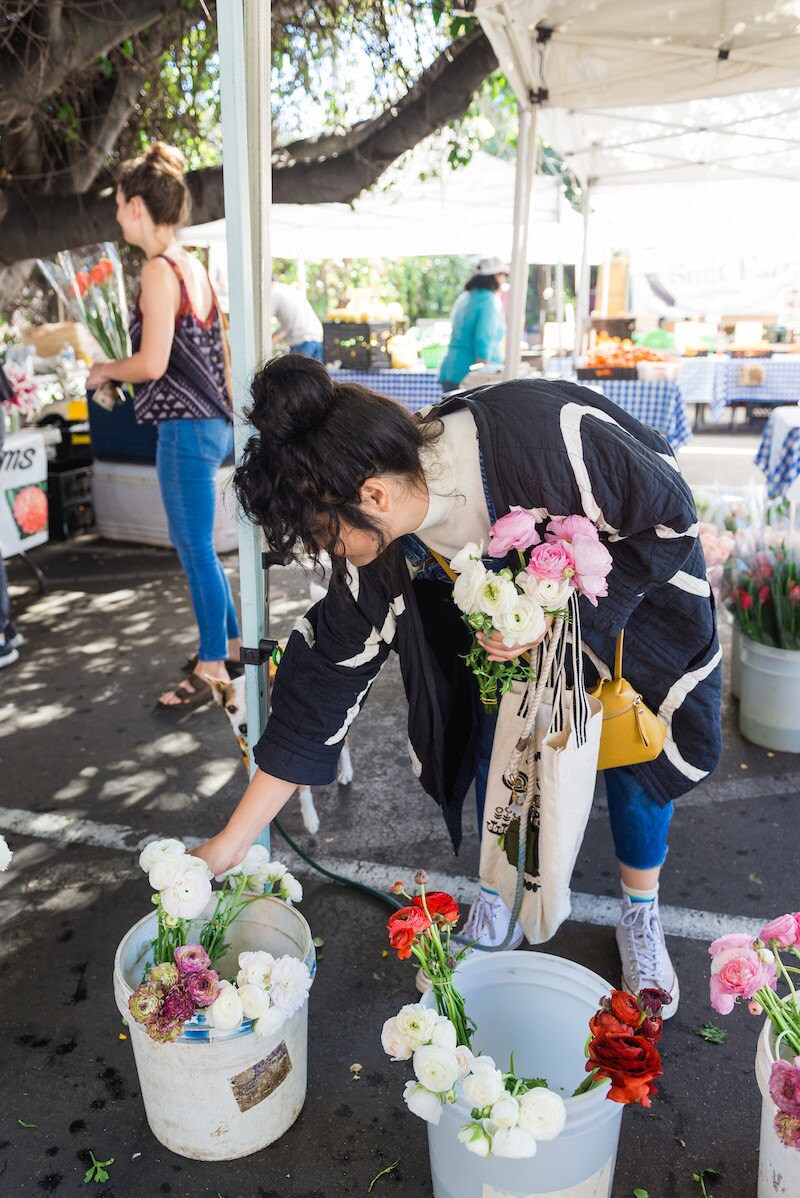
[12,485,48,535]
[638,1015,663,1043]
[74,270,91,295]
[589,1010,630,1038]
[609,990,642,1028]
[737,589,753,611]
[387,906,431,959]
[587,1031,662,1107]
[759,585,771,603]
[412,891,459,925]
[90,263,107,286]
[790,585,800,604]
[390,881,405,895]
[96,256,114,280]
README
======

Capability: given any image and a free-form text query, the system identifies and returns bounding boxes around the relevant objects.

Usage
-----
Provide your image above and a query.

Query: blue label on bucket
[482,1156,613,1198]
[230,1041,292,1113]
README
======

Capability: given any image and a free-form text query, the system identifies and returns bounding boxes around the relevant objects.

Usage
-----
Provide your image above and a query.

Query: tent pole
[504,101,538,380]
[218,1,272,851]
[555,186,564,360]
[574,180,593,370]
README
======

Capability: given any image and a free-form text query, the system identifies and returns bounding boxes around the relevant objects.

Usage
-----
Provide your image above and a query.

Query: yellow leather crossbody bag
[589,631,666,770]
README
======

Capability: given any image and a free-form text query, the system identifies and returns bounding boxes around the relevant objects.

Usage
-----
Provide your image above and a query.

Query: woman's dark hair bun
[248,353,335,445]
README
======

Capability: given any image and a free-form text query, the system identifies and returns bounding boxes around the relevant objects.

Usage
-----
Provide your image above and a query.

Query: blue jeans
[290,340,323,361]
[156,418,240,661]
[474,709,673,871]
[0,552,9,632]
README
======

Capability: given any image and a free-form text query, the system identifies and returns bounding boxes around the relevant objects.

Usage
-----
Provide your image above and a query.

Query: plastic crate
[576,366,638,381]
[47,463,95,541]
[323,321,393,370]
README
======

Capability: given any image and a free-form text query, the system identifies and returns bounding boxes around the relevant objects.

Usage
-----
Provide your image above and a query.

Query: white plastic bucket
[755,1017,800,1196]
[730,622,742,700]
[421,952,623,1198]
[739,637,800,752]
[113,896,315,1160]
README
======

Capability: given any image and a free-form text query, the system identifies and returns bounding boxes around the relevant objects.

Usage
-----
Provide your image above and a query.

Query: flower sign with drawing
[382,874,668,1159]
[127,839,312,1043]
[451,508,613,711]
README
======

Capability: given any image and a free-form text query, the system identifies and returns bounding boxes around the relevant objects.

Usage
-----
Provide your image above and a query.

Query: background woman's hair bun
[143,141,186,178]
[248,354,335,445]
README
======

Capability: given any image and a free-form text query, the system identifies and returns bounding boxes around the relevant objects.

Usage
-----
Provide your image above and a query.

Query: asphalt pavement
[0,504,796,1198]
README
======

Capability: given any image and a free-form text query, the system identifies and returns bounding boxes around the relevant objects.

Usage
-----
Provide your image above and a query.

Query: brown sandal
[156,672,213,711]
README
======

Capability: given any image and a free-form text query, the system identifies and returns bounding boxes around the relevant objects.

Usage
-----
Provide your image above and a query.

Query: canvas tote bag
[478,593,603,944]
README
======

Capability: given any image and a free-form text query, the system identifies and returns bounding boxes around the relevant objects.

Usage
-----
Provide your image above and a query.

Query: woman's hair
[234,354,441,571]
[464,273,500,292]
[117,142,191,227]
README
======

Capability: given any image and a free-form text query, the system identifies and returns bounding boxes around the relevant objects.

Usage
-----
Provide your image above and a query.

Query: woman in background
[438,257,508,393]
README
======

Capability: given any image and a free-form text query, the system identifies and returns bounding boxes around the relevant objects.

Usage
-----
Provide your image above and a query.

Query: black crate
[322,321,393,371]
[576,366,639,381]
[47,464,95,541]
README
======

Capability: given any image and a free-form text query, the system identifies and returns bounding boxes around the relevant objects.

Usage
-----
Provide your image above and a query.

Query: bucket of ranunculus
[113,840,315,1161]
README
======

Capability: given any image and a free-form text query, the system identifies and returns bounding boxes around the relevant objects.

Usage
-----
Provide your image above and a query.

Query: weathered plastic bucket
[755,1016,800,1196]
[739,637,800,752]
[421,952,623,1198]
[113,896,315,1160]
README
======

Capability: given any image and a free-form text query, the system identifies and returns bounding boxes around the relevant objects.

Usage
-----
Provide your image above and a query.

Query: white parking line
[0,805,762,944]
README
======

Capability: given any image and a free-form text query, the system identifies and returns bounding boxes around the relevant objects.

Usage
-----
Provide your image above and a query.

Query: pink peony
[185,969,221,1008]
[709,933,756,957]
[174,943,211,975]
[526,542,575,581]
[709,949,776,1015]
[769,1061,800,1117]
[488,507,541,556]
[760,915,800,948]
[545,514,599,543]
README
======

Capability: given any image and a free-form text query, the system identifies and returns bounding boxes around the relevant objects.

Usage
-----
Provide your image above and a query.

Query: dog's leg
[336,737,353,786]
[297,785,320,836]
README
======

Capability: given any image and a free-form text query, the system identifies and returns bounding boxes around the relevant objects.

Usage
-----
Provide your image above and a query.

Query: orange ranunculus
[74,271,91,295]
[96,256,114,279]
[588,1010,630,1039]
[90,264,107,286]
[587,1031,661,1107]
[387,906,431,960]
[411,891,459,925]
[609,989,642,1027]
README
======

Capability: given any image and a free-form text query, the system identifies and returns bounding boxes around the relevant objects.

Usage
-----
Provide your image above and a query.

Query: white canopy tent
[463,0,800,372]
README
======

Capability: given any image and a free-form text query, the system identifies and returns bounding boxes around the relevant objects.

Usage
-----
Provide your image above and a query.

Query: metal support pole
[504,102,539,380]
[555,187,564,360]
[218,1,272,851]
[573,180,593,370]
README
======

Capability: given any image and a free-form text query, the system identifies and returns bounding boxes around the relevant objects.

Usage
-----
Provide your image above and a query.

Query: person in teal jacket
[439,257,508,392]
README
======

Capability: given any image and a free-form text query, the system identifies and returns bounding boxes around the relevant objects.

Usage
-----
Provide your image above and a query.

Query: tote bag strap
[551,591,590,747]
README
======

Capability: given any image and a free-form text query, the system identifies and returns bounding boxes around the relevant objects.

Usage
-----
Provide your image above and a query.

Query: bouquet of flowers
[708,912,800,1149]
[450,508,613,711]
[37,243,132,407]
[128,838,312,1044]
[1,361,42,426]
[382,873,667,1158]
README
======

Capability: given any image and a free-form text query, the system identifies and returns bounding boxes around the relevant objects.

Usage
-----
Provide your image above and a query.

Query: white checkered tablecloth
[699,358,800,421]
[333,368,442,412]
[584,379,692,451]
[755,407,800,498]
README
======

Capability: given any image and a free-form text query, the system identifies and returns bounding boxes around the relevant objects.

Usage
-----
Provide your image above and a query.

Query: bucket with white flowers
[382,874,670,1198]
[113,839,315,1161]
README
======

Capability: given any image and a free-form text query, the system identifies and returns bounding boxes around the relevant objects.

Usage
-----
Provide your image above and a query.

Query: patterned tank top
[129,254,232,424]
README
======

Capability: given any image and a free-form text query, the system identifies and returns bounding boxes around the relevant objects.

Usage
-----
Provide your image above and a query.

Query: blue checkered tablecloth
[755,407,800,498]
[584,379,692,451]
[332,368,442,412]
[680,357,800,421]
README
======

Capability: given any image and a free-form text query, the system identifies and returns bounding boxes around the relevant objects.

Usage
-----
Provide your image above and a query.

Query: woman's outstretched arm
[192,769,298,876]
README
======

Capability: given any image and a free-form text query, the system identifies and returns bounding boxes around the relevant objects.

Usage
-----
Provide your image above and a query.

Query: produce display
[583,333,669,370]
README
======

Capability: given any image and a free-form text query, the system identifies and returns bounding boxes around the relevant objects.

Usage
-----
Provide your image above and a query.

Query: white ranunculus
[403,1081,443,1125]
[453,559,490,615]
[430,1017,457,1053]
[160,868,212,919]
[238,983,271,1020]
[493,594,547,648]
[450,542,484,575]
[457,1122,491,1158]
[138,837,185,875]
[254,1005,287,1039]
[461,1060,505,1109]
[269,956,313,1016]
[237,950,276,988]
[490,1126,538,1159]
[517,571,573,612]
[216,842,270,883]
[280,873,304,903]
[476,574,518,620]
[148,854,188,892]
[517,1087,567,1141]
[381,1016,413,1061]
[454,1045,474,1079]
[206,980,243,1031]
[0,834,12,872]
[490,1093,520,1129]
[413,1044,461,1094]
[263,861,288,883]
[395,1004,438,1051]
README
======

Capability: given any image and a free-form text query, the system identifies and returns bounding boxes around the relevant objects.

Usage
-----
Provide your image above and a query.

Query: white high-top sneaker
[414,887,524,994]
[616,893,679,1019]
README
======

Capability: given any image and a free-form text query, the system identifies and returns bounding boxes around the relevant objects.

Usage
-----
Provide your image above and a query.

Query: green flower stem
[571,1070,604,1097]
[756,986,800,1056]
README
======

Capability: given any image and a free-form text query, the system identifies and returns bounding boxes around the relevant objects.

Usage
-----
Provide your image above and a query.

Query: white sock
[622,881,659,904]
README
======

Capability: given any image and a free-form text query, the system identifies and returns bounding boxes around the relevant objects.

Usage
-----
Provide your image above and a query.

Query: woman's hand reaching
[475,617,553,663]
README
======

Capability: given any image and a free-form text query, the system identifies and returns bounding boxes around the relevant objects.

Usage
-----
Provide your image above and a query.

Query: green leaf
[368,1159,400,1193]
[17,1120,37,1128]
[694,1022,727,1045]
[633,1190,650,1198]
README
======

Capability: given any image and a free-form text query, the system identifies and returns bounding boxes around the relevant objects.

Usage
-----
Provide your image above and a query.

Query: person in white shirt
[271,280,324,360]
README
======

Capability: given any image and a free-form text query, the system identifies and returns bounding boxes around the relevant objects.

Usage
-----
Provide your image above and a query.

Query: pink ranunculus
[160,985,196,1023]
[562,534,613,605]
[545,514,599,544]
[174,943,211,975]
[185,968,221,1008]
[526,541,575,581]
[709,949,775,1015]
[709,933,756,957]
[488,507,542,556]
[760,914,800,948]
[769,1061,800,1117]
